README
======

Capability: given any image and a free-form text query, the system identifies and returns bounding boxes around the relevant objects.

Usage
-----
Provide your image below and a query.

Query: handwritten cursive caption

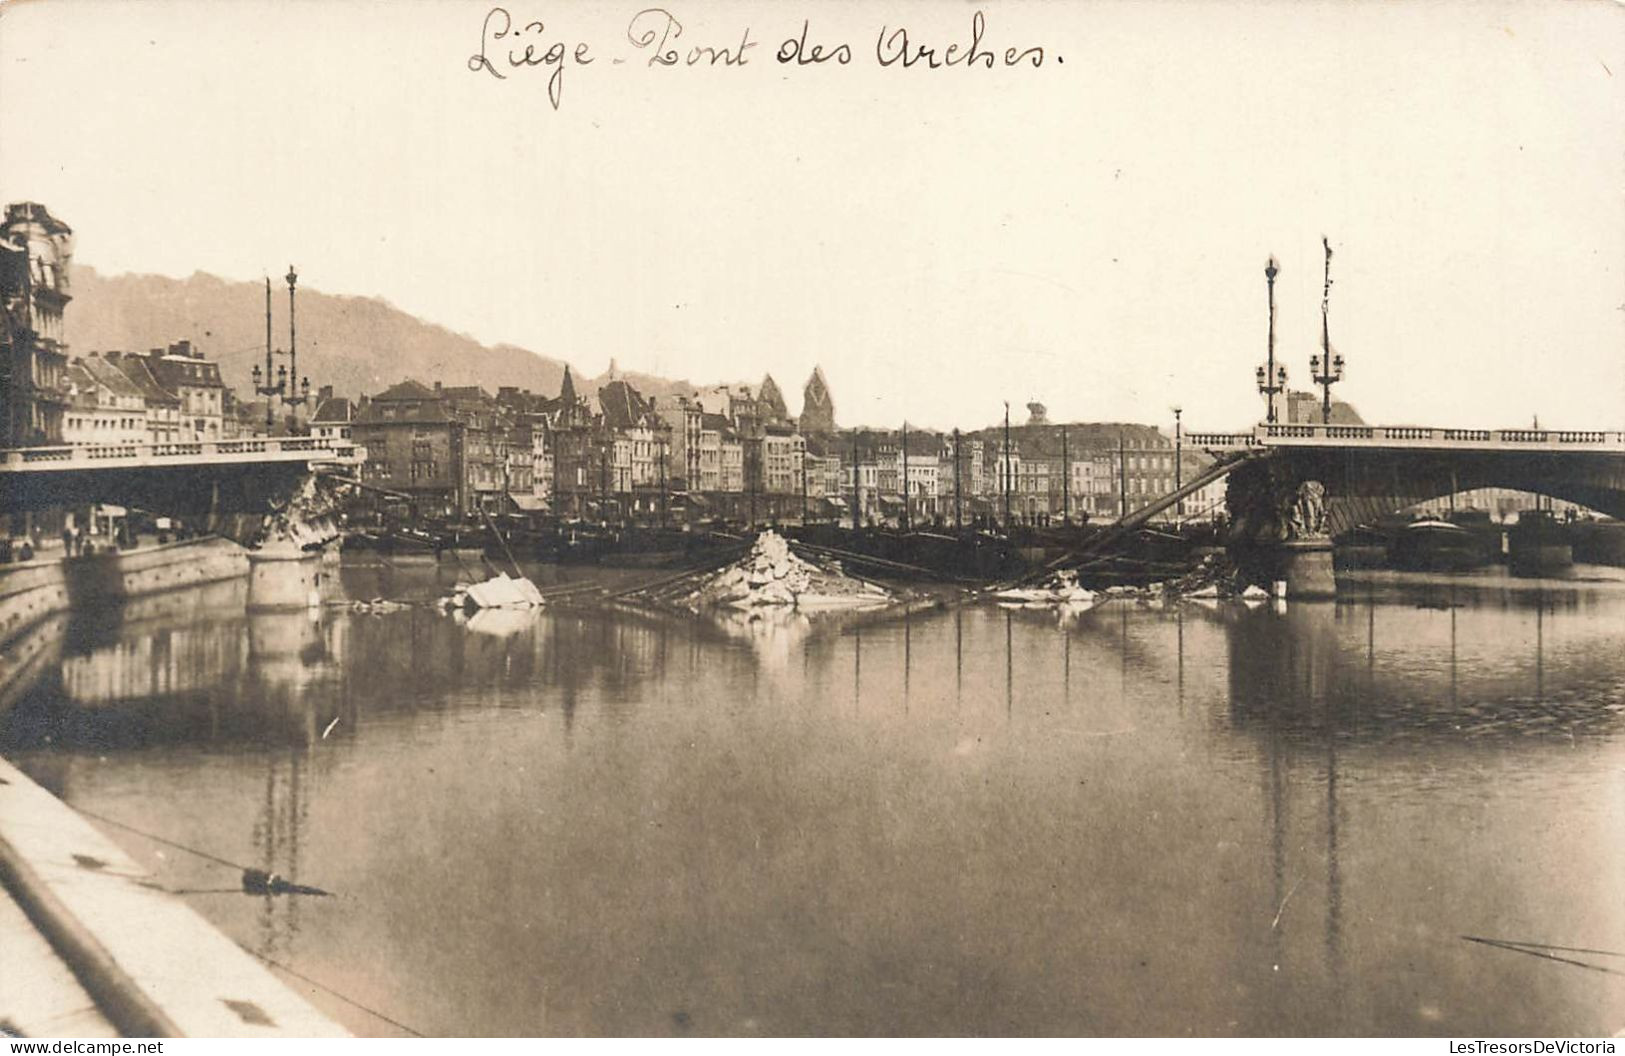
[467,7,1057,110]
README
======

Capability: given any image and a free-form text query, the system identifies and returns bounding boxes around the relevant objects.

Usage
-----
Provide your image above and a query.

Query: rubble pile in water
[992,569,1097,608]
[1161,552,1253,599]
[687,531,891,610]
[991,552,1280,606]
[439,572,545,611]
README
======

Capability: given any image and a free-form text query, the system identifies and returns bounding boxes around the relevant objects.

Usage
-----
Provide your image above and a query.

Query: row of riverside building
[2,199,1230,528]
[347,369,1231,528]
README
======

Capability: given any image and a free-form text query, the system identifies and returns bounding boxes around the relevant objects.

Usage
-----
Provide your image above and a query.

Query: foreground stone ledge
[0,756,348,1038]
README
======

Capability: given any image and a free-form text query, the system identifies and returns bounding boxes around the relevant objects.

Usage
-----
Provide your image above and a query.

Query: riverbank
[0,754,346,1037]
[0,537,250,648]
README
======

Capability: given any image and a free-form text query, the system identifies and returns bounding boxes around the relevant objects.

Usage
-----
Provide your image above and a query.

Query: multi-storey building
[598,380,670,517]
[310,386,354,444]
[143,341,225,441]
[903,452,940,522]
[62,358,146,446]
[803,435,836,500]
[0,202,73,446]
[762,422,802,495]
[718,426,744,494]
[549,368,601,518]
[107,352,183,444]
[653,395,703,491]
[437,384,509,512]
[352,379,508,518]
[697,413,727,493]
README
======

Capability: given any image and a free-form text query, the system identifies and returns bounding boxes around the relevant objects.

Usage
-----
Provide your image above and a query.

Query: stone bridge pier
[1223,444,1625,597]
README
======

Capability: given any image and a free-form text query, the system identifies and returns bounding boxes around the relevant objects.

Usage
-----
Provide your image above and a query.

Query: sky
[1,0,1621,432]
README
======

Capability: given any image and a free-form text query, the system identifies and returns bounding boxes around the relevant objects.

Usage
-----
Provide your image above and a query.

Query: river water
[2,558,1623,1036]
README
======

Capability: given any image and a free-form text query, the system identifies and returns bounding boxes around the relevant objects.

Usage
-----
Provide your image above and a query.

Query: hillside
[62,265,697,404]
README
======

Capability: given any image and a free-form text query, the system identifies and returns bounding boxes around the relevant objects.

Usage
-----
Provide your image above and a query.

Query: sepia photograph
[0,0,1622,1041]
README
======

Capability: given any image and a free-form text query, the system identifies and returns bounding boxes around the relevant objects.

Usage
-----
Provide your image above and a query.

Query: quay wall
[0,755,348,1037]
[0,538,250,648]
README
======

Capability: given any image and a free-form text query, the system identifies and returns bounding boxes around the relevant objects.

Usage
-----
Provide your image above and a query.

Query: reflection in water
[1,563,1623,1036]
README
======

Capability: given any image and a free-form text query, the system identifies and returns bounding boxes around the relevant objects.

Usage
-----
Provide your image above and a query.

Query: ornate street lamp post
[1256,257,1286,423]
[1310,237,1344,424]
[249,268,312,434]
[252,278,286,431]
[282,266,311,413]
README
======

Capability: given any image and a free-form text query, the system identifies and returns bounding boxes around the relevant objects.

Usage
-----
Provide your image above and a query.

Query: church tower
[800,366,835,435]
[758,373,789,423]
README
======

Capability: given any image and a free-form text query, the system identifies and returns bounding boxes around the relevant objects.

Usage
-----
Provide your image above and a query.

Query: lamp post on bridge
[1310,237,1344,424]
[249,268,311,435]
[1256,257,1286,423]
[252,278,286,432]
[281,266,311,417]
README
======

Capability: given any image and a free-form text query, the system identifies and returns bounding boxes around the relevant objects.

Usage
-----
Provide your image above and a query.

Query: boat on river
[1389,519,1489,572]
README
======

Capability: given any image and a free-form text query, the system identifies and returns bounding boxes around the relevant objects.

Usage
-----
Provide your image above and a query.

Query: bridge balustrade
[1185,432,1259,448]
[16,447,73,464]
[1,437,361,472]
[1240,423,1625,450]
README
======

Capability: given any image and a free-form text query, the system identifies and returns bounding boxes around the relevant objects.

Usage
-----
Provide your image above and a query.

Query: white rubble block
[463,572,545,610]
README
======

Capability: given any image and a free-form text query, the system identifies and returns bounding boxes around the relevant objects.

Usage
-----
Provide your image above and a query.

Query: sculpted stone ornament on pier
[245,473,343,611]
[1224,462,1337,597]
[1288,480,1328,541]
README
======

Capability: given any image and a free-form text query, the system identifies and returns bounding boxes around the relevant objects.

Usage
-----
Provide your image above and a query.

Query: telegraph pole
[1002,402,1012,529]
[900,421,910,533]
[1173,406,1183,520]
[851,431,860,533]
[1061,427,1070,527]
[952,428,962,531]
[1118,431,1127,519]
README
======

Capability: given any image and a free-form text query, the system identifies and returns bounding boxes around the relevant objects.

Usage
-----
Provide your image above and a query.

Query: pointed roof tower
[559,365,577,405]
[800,365,835,435]
[758,373,789,422]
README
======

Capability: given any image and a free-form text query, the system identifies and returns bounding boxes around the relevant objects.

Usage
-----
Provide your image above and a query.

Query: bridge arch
[1226,447,1625,543]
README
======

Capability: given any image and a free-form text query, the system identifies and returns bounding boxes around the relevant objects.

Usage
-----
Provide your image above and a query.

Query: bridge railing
[1254,423,1625,450]
[0,436,364,470]
[1185,432,1262,449]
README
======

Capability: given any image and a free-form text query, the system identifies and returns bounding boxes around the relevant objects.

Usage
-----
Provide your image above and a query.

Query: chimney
[318,384,333,405]
[433,380,442,393]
